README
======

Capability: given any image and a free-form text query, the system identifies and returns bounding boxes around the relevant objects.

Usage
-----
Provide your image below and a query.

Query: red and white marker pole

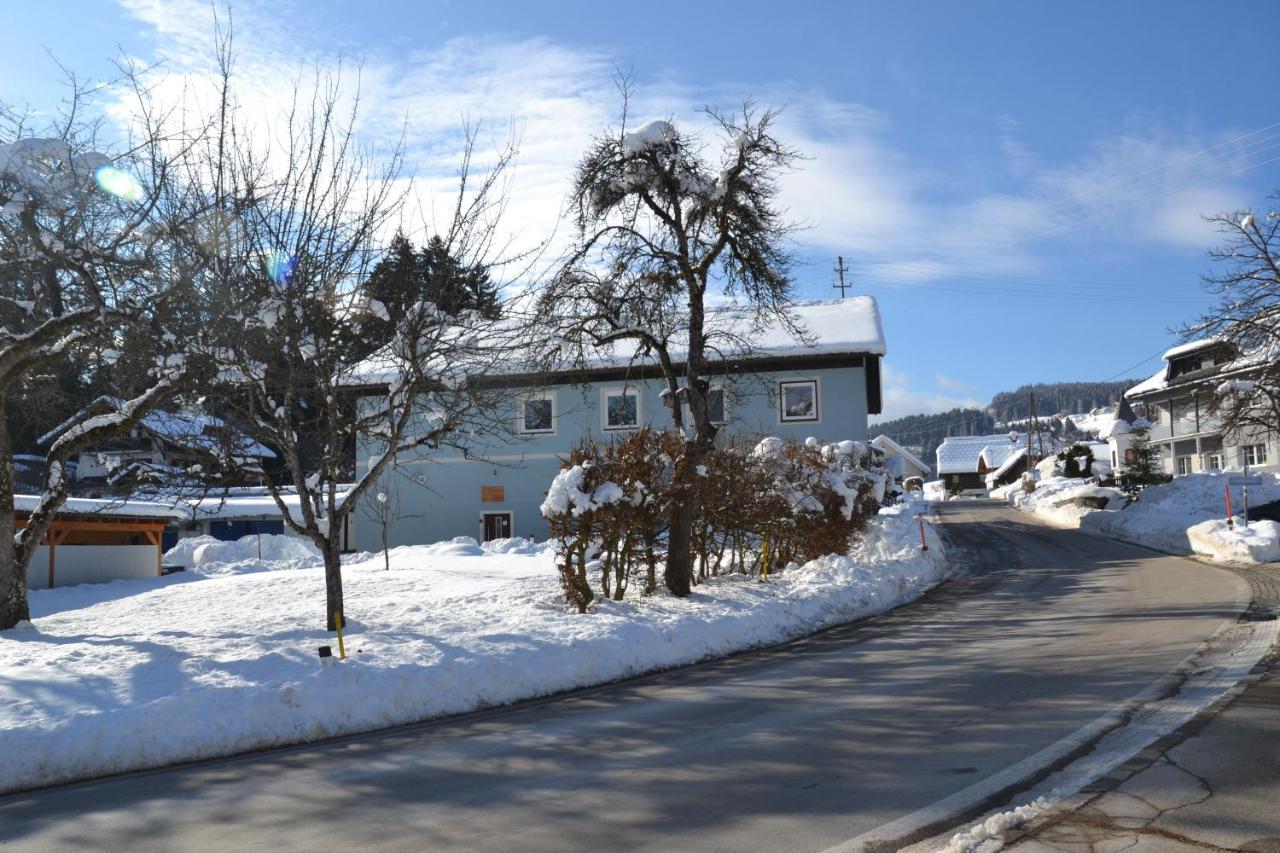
[1225,485,1234,530]
[919,514,929,551]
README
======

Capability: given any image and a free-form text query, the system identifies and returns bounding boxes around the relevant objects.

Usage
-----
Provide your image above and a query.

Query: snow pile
[0,501,946,794]
[621,120,675,155]
[165,534,323,574]
[1004,471,1280,564]
[1082,471,1280,560]
[1006,477,1125,527]
[539,464,626,517]
[1187,518,1280,564]
[939,796,1051,853]
[923,479,948,502]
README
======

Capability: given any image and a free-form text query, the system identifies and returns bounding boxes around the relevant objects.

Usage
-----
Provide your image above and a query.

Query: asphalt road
[0,502,1252,852]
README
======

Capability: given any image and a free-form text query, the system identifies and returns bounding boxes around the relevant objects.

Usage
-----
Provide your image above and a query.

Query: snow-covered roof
[181,487,352,523]
[345,296,886,387]
[1162,338,1222,361]
[935,434,1021,475]
[870,435,930,475]
[978,443,1019,471]
[140,410,276,460]
[988,446,1028,480]
[13,494,185,520]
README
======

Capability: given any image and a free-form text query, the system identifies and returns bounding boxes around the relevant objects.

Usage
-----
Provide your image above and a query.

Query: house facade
[1125,340,1278,477]
[353,298,886,545]
[934,433,1023,493]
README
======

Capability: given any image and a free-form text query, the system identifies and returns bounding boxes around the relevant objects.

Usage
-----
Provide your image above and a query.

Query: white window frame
[684,382,729,426]
[1243,443,1269,467]
[518,391,557,435]
[778,378,820,423]
[601,386,642,431]
[1205,452,1223,471]
[1176,455,1193,476]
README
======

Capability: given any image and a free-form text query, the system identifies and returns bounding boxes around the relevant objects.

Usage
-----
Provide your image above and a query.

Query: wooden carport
[15,511,171,589]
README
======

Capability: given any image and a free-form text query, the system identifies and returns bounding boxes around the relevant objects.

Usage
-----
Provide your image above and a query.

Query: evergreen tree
[1124,425,1169,489]
[359,231,501,358]
[420,235,500,320]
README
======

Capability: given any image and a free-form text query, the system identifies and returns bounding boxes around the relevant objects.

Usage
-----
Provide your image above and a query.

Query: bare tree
[360,467,420,572]
[537,89,802,596]
[1189,200,1280,443]
[0,74,204,630]
[188,50,527,630]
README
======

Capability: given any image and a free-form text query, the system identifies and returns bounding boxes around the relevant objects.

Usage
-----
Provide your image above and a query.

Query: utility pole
[1027,391,1037,465]
[833,256,851,298]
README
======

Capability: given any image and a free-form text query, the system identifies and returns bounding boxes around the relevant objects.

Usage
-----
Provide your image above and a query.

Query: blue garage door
[210,519,285,540]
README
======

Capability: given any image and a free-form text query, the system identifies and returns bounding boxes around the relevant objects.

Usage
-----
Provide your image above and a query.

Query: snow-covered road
[0,501,1260,853]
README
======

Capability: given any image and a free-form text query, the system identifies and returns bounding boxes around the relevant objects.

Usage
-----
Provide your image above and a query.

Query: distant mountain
[872,379,1142,468]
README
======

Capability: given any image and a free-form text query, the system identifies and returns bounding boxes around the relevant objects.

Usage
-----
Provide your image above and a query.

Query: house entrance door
[482,512,512,542]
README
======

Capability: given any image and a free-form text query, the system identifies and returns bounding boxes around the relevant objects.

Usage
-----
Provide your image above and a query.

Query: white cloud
[873,365,982,423]
[108,1,1270,297]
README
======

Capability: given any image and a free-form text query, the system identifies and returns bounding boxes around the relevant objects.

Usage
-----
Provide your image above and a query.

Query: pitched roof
[870,434,930,475]
[935,433,1021,475]
[344,296,887,387]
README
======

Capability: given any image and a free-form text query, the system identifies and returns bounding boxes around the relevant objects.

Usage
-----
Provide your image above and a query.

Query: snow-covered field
[0,499,946,794]
[1000,472,1280,565]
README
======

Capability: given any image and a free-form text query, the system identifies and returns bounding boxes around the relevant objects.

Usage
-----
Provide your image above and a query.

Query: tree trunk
[0,403,29,631]
[323,541,345,631]
[664,438,708,597]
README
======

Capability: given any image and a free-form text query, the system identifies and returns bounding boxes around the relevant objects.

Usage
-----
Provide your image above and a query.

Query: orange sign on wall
[481,485,505,503]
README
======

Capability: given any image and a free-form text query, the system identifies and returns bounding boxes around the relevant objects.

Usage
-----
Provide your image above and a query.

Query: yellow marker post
[335,611,347,661]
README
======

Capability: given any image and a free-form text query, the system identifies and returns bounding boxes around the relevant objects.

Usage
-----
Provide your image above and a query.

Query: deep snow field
[0,499,946,794]
[996,471,1280,564]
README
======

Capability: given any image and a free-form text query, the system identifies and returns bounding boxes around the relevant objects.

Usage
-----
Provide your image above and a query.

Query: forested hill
[987,381,1140,423]
[871,379,1142,465]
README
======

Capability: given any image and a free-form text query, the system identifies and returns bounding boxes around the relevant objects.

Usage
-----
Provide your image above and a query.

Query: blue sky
[7,1,1280,419]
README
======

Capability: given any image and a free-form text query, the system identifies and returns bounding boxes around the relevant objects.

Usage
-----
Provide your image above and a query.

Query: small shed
[17,495,185,590]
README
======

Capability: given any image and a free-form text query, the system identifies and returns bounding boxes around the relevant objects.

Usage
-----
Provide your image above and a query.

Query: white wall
[26,545,158,589]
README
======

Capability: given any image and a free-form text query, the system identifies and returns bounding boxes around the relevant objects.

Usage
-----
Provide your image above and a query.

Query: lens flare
[265,250,298,285]
[93,165,144,203]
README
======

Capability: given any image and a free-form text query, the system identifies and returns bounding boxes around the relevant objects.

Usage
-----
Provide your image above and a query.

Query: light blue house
[352,297,886,546]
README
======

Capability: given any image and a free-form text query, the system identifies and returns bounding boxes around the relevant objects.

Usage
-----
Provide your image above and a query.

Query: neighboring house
[1125,339,1278,477]
[72,408,276,485]
[166,486,356,552]
[349,297,887,545]
[16,495,184,589]
[984,446,1030,490]
[934,433,1023,493]
[870,435,931,485]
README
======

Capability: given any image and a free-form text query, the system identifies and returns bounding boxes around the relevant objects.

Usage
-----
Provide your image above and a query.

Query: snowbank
[1082,472,1280,562]
[1004,471,1280,565]
[166,534,322,573]
[0,501,947,794]
[1187,518,1280,564]
[1006,477,1125,527]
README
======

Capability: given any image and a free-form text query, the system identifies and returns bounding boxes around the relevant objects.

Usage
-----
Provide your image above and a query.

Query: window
[1243,443,1269,467]
[603,388,640,430]
[779,380,819,422]
[1176,456,1193,476]
[706,387,727,424]
[1205,452,1223,471]
[520,394,555,434]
